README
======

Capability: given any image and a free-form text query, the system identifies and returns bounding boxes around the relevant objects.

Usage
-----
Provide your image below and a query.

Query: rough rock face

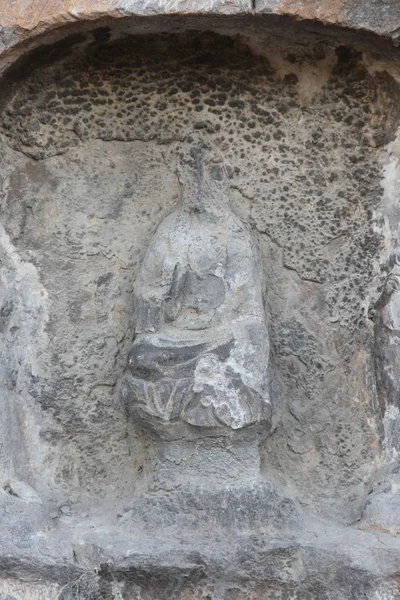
[1,4,400,600]
[0,25,392,521]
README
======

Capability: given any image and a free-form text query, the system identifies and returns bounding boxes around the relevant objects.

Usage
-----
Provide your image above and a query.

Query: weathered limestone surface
[2,2,400,599]
[123,134,270,433]
[2,0,400,53]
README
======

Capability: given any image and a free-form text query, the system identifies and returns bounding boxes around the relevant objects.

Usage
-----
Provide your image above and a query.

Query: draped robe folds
[123,137,271,431]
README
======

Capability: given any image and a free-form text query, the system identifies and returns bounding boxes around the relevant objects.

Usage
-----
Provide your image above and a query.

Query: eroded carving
[122,135,270,432]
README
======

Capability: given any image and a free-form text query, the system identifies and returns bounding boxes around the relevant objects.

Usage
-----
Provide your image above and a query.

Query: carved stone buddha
[122,135,271,435]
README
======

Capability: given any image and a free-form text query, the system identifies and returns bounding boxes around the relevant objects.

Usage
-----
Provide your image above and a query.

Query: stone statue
[122,134,271,433]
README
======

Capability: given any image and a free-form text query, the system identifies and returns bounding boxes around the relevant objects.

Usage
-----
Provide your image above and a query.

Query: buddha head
[177,133,230,216]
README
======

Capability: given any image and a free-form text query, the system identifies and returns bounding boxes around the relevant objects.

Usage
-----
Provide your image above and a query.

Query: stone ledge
[1,519,400,599]
[256,0,400,38]
[1,0,400,65]
[0,1,253,36]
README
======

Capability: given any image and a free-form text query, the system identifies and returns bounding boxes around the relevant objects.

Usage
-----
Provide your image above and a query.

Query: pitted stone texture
[1,35,395,333]
[0,139,172,510]
[2,10,400,600]
[0,31,396,521]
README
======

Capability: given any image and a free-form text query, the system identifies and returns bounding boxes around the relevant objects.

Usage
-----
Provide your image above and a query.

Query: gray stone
[362,461,400,532]
[122,134,271,435]
[363,250,400,531]
[1,8,400,600]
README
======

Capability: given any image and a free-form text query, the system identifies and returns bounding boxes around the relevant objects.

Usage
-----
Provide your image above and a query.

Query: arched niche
[1,10,400,530]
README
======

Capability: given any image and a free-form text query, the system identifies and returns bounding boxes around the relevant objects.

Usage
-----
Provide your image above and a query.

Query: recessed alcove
[2,13,400,599]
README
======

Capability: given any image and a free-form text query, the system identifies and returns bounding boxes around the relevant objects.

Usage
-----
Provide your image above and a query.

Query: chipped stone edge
[0,0,400,69]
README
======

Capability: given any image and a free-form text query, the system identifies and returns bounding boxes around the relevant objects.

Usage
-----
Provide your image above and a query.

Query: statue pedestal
[119,434,300,535]
[151,436,262,490]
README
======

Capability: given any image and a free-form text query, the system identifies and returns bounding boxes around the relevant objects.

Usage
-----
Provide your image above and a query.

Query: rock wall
[1,6,400,600]
[1,25,396,519]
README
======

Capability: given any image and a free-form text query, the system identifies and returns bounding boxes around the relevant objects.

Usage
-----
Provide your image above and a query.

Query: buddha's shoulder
[152,208,187,237]
[226,213,254,238]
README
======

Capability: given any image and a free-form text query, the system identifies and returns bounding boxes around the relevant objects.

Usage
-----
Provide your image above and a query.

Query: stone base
[113,436,300,534]
[119,480,300,535]
[1,443,400,599]
[1,517,400,599]
[152,436,264,488]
